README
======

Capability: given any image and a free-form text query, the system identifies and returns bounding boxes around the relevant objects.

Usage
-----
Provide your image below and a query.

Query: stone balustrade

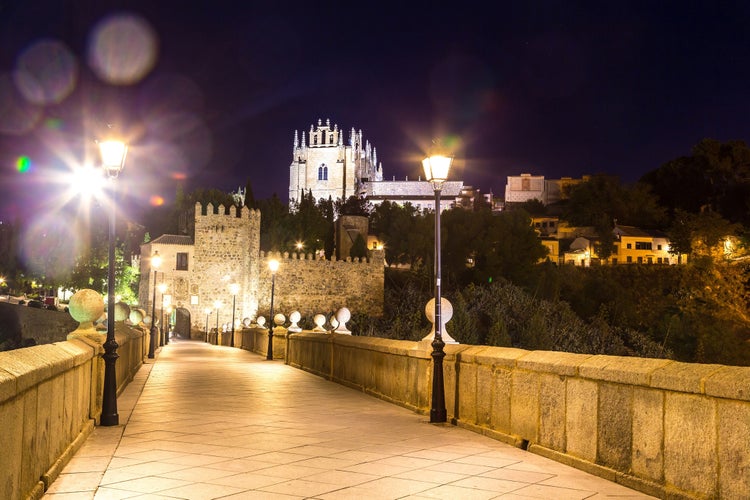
[0,291,149,500]
[281,332,750,500]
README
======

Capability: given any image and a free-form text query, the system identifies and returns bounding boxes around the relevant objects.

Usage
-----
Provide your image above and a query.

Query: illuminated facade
[289,118,465,211]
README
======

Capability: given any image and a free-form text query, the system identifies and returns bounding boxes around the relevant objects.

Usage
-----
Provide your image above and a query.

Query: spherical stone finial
[313,314,327,332]
[423,297,458,344]
[143,316,152,326]
[69,289,104,324]
[242,317,252,327]
[288,311,302,333]
[257,316,266,327]
[115,301,131,322]
[334,307,351,334]
[67,289,105,339]
[273,313,286,327]
[129,308,144,325]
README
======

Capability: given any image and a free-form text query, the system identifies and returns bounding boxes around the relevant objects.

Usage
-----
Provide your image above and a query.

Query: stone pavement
[44,340,655,499]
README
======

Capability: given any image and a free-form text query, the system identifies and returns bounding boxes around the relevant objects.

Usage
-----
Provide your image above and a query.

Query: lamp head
[151,251,162,270]
[157,283,167,294]
[422,154,453,185]
[98,140,128,179]
[269,259,280,274]
[228,283,240,295]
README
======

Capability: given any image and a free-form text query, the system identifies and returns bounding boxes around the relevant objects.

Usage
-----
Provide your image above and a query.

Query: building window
[627,256,632,263]
[657,244,662,250]
[627,243,632,249]
[635,241,653,250]
[318,164,328,181]
[176,252,188,270]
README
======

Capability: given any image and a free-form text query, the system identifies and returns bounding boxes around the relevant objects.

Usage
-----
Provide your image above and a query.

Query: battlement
[260,249,384,266]
[194,202,261,219]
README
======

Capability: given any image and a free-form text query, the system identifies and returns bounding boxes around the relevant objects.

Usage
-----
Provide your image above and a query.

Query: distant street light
[148,251,162,358]
[266,259,279,360]
[99,137,127,427]
[422,150,453,424]
[228,282,240,348]
[204,307,212,343]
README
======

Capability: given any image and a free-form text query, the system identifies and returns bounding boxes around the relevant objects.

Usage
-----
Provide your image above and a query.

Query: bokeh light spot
[16,156,32,173]
[13,39,78,105]
[87,13,159,85]
[45,117,63,129]
[150,195,164,206]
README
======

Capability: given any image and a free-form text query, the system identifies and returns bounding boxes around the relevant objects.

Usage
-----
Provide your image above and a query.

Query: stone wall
[0,322,148,500]
[285,334,750,500]
[0,302,77,347]
[256,250,384,320]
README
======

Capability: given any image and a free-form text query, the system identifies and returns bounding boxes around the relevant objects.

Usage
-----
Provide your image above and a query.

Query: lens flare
[87,13,159,85]
[150,195,164,206]
[16,156,31,173]
[0,73,42,135]
[13,38,78,105]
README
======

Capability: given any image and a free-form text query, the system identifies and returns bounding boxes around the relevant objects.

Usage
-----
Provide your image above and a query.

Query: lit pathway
[44,340,655,499]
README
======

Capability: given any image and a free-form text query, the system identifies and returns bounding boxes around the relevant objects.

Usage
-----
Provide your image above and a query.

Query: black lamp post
[148,251,162,358]
[204,307,212,342]
[229,283,239,348]
[422,151,453,424]
[214,300,221,344]
[158,282,167,347]
[266,259,279,360]
[99,138,127,427]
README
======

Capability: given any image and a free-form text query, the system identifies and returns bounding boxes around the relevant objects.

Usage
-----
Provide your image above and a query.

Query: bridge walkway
[43,340,655,499]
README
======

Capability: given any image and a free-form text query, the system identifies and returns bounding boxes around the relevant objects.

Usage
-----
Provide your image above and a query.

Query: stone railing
[0,290,149,500]
[283,332,750,500]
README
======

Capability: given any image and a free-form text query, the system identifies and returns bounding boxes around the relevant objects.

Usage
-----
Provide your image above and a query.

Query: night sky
[1,1,749,223]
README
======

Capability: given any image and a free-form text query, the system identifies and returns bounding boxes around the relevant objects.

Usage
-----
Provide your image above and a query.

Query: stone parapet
[1,322,147,499]
[285,334,750,500]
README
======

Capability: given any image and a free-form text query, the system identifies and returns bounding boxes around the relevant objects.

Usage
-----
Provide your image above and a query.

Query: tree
[288,190,329,253]
[257,194,291,252]
[350,233,368,261]
[335,196,372,217]
[641,138,750,226]
[243,179,256,208]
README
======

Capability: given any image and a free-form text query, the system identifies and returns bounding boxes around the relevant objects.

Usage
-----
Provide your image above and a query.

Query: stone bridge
[1,306,748,499]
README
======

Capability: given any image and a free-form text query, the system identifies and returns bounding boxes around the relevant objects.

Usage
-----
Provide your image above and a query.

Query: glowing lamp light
[229,283,240,296]
[157,283,167,294]
[422,154,453,184]
[269,259,280,273]
[151,251,162,270]
[98,140,128,178]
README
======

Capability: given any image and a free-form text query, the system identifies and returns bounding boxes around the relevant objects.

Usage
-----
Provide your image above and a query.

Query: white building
[289,118,463,212]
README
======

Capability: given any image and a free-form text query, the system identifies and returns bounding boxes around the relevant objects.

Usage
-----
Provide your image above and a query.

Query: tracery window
[318,164,328,181]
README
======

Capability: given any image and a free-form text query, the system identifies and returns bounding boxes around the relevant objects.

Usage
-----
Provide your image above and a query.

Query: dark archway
[173,307,191,339]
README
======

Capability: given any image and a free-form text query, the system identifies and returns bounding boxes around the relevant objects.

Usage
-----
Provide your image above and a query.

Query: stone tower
[192,202,262,324]
[288,118,383,205]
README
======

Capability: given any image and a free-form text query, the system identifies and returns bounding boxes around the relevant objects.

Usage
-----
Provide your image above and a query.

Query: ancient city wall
[286,334,750,500]
[256,250,385,321]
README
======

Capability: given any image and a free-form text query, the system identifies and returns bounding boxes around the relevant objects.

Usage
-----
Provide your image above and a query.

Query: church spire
[293,130,299,150]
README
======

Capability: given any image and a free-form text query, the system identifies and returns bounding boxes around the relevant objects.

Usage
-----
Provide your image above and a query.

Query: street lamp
[204,307,212,342]
[157,282,167,347]
[422,151,452,423]
[266,259,279,360]
[228,282,240,348]
[148,251,162,358]
[99,138,127,427]
[214,300,222,344]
